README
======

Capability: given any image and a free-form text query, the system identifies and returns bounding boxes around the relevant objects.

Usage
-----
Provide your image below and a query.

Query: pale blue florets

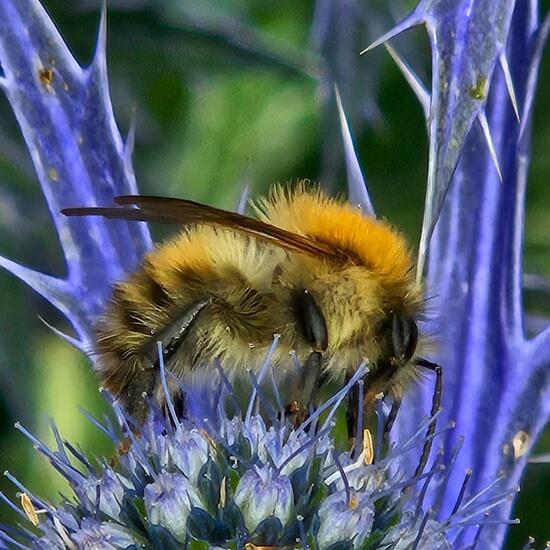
[316,490,374,549]
[0,371,514,549]
[144,472,203,542]
[234,464,294,532]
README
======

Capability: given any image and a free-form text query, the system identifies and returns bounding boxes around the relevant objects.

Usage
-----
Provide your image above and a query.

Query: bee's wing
[62,195,341,258]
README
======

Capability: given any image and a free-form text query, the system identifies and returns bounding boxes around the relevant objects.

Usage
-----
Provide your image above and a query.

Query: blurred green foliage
[0,1,548,547]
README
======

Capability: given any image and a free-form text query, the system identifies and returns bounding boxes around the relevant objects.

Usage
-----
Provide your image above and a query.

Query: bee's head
[379,311,419,366]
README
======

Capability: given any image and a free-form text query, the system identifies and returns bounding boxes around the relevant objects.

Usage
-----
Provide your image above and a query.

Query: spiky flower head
[0,357,516,548]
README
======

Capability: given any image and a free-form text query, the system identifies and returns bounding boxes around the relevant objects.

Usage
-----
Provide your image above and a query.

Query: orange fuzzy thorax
[258,185,416,296]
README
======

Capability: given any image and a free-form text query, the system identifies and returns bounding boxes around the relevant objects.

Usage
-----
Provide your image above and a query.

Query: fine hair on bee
[62,181,442,475]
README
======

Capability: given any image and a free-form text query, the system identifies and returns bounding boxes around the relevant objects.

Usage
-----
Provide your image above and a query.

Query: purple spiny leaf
[364,0,517,275]
[394,2,550,548]
[418,0,517,275]
[0,0,151,344]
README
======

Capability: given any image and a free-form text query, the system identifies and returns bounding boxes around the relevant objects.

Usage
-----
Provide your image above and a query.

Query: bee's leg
[125,367,157,425]
[345,371,359,447]
[414,358,443,476]
[384,397,402,441]
[288,289,328,427]
[172,390,187,420]
[161,390,187,430]
[359,363,398,458]
[301,351,323,410]
[142,298,210,425]
[286,351,323,427]
[346,372,390,451]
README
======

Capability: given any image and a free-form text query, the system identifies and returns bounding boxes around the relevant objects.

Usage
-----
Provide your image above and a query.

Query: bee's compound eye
[391,314,418,363]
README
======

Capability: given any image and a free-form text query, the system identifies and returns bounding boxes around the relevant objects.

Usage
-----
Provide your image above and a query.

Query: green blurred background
[0,0,548,547]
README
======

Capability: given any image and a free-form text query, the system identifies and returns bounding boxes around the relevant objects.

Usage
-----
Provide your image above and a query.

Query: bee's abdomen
[93,230,296,400]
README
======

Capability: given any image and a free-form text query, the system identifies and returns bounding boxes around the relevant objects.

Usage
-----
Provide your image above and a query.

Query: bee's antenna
[414,358,443,477]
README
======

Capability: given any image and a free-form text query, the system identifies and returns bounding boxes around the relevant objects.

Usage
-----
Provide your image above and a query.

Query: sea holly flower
[167,428,210,483]
[0,1,548,550]
[71,519,138,550]
[81,468,129,520]
[0,369,518,548]
[380,513,452,550]
[0,0,152,349]
[262,426,315,476]
[316,490,374,549]
[144,472,204,543]
[233,464,294,532]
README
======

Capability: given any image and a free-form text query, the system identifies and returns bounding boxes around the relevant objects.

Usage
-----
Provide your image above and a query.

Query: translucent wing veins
[62,195,343,259]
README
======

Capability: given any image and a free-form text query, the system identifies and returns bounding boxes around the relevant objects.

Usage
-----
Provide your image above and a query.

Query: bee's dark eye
[391,314,418,363]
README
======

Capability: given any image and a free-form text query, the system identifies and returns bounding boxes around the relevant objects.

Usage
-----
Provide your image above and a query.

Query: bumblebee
[63,183,441,474]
